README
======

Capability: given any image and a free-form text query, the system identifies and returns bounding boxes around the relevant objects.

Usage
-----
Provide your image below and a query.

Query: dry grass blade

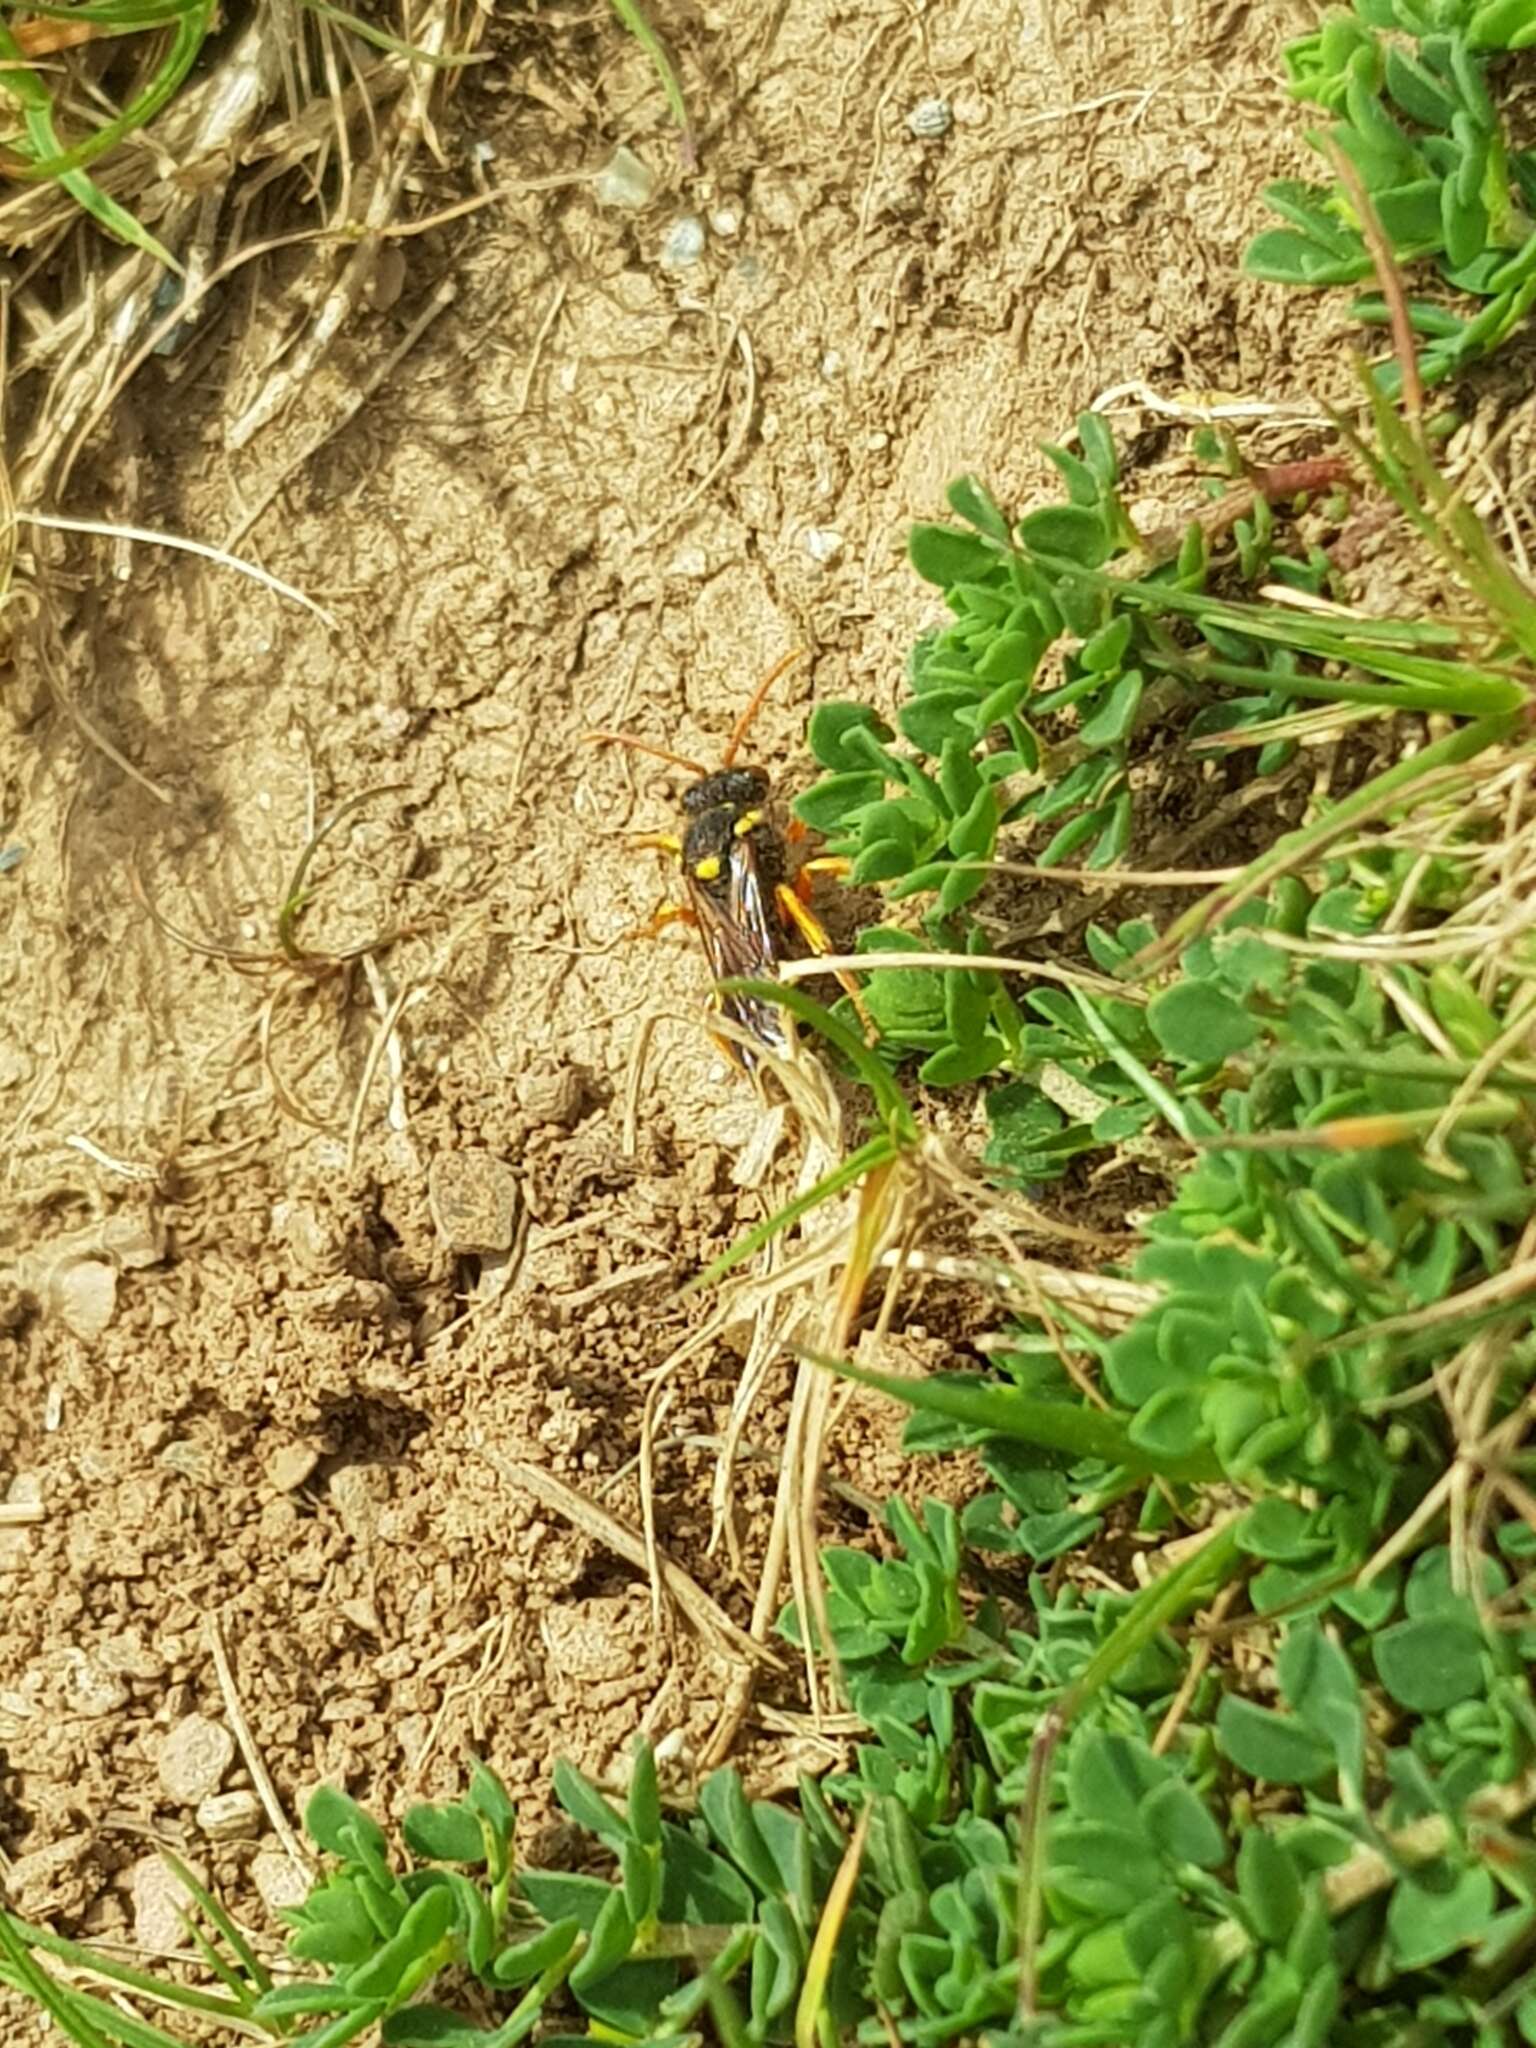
[481,1450,778,1670]
[9,6,470,503]
[9,20,286,504]
[224,0,457,451]
[795,1802,870,2048]
[205,1613,314,1880]
[15,510,334,622]
[1322,135,1423,421]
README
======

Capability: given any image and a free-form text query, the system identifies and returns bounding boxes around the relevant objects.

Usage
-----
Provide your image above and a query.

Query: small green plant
[7,1495,1536,2048]
[2,1750,819,2046]
[1244,0,1536,386]
[790,414,1521,1092]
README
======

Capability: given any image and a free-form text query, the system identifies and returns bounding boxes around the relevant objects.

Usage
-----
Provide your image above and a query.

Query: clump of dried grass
[2,1,473,511]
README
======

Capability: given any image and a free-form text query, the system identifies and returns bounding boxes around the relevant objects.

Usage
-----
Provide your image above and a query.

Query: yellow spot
[695,855,722,881]
[733,809,763,837]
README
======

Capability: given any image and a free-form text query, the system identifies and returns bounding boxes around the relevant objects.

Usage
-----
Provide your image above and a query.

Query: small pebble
[709,207,740,236]
[330,1463,388,1544]
[197,1790,262,1842]
[803,527,844,565]
[266,1442,321,1492]
[906,96,952,139]
[5,1837,90,1919]
[54,1259,117,1341]
[340,1595,383,1636]
[595,144,656,210]
[58,1649,127,1719]
[660,216,707,269]
[516,1062,585,1129]
[428,1149,522,1254]
[158,1713,236,1806]
[252,1847,310,1917]
[131,1855,201,1952]
[97,1629,167,1681]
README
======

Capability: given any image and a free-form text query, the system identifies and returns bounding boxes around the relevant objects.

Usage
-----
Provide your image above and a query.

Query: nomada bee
[587,652,869,1070]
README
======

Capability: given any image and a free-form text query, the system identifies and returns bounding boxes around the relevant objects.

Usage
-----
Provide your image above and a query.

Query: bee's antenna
[584,730,712,778]
[720,648,807,768]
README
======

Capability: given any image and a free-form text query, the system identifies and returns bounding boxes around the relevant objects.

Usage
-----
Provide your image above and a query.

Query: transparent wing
[683,837,789,1061]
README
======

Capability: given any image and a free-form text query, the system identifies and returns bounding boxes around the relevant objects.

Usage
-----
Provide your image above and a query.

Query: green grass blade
[608,0,693,158]
[10,0,204,24]
[1345,370,1536,665]
[2,3,213,180]
[0,21,181,267]
[1064,1515,1245,1709]
[0,1913,115,2048]
[1025,545,1535,706]
[1149,649,1526,719]
[682,1133,898,1296]
[300,1,489,66]
[3,1914,252,2022]
[1067,988,1207,1143]
[1140,710,1515,965]
[714,977,919,1141]
[799,1347,1223,1483]
[158,1849,271,1996]
[14,1982,219,2048]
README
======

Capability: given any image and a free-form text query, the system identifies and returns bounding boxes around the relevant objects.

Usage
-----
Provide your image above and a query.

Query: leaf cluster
[1244,0,1536,385]
[793,408,1518,1096]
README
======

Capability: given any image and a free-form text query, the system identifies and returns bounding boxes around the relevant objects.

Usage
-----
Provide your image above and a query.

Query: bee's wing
[683,837,788,1062]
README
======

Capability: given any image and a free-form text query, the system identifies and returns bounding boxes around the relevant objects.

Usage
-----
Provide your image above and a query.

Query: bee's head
[681,766,770,816]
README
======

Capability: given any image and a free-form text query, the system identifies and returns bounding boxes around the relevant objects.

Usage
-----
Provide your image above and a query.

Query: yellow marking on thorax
[694,855,723,881]
[733,809,763,837]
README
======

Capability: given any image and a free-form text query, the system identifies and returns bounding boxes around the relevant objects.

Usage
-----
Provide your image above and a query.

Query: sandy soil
[0,0,1341,2023]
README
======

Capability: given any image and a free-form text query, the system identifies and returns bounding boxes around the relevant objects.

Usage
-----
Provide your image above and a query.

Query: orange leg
[630,900,751,1071]
[626,837,690,939]
[775,882,877,1043]
[794,853,852,903]
[633,899,697,940]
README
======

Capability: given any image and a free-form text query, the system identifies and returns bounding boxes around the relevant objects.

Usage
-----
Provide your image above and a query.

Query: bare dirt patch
[0,0,1342,2022]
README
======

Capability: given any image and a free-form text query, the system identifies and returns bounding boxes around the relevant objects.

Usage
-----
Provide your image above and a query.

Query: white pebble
[660,216,707,269]
[595,145,656,210]
[198,1790,262,1842]
[907,97,953,139]
[131,1856,201,1953]
[159,1713,236,1806]
[804,527,844,565]
[252,1847,311,1916]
